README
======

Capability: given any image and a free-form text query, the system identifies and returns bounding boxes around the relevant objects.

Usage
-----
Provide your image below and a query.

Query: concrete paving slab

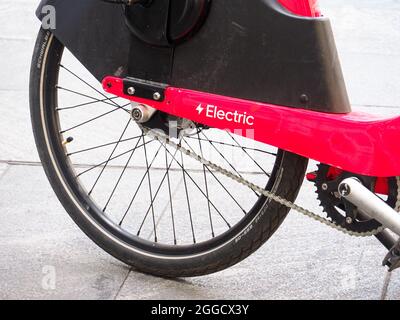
[0,165,129,300]
[0,163,9,180]
[321,0,400,107]
[383,271,400,300]
[0,38,35,92]
[0,161,396,300]
[0,90,39,162]
[0,1,39,40]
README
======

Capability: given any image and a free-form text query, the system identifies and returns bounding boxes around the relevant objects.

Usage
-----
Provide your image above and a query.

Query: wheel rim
[39,35,284,255]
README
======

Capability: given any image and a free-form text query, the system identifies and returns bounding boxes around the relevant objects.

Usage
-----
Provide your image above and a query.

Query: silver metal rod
[339,178,400,236]
[375,229,398,250]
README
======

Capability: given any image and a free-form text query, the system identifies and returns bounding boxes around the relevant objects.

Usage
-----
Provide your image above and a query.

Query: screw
[300,94,309,104]
[153,92,161,101]
[322,183,328,191]
[127,87,135,95]
[339,183,351,197]
[131,108,143,122]
[346,217,353,224]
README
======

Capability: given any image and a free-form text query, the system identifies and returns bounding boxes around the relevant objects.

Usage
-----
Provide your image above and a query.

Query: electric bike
[30,0,400,277]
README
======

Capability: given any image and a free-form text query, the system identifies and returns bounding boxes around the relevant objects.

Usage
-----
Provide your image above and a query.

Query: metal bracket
[123,77,167,102]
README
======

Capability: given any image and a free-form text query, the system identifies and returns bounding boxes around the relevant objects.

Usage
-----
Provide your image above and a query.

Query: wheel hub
[130,103,199,138]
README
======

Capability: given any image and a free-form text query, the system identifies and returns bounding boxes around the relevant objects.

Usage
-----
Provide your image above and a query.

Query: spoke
[197,134,215,237]
[183,138,247,215]
[226,131,271,177]
[76,139,154,177]
[57,96,120,111]
[137,143,181,241]
[119,143,164,226]
[195,135,214,236]
[165,147,177,245]
[102,134,144,212]
[59,64,125,110]
[146,175,183,244]
[67,135,142,156]
[86,119,131,193]
[180,147,196,243]
[185,136,277,156]
[164,145,231,228]
[137,136,157,242]
[56,86,129,113]
[202,132,259,197]
[205,166,247,215]
[60,104,130,134]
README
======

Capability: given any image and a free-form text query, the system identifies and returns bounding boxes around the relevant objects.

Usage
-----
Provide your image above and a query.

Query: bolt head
[300,94,309,103]
[131,108,143,121]
[153,92,161,101]
[322,183,328,191]
[339,183,351,197]
[127,87,135,95]
[346,217,353,224]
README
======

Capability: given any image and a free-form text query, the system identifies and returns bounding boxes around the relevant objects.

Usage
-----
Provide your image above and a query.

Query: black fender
[36,0,351,113]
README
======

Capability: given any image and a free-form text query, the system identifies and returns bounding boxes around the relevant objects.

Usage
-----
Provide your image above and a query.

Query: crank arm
[339,178,400,236]
[339,178,400,271]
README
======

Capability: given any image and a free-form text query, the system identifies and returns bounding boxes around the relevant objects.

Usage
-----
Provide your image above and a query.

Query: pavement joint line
[0,159,266,175]
[356,248,365,268]
[0,36,33,42]
[113,267,132,300]
[0,164,11,181]
[0,159,43,167]
[380,271,392,300]
[0,88,28,92]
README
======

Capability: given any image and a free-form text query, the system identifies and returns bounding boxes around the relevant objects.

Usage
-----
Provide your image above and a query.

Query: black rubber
[29,28,308,277]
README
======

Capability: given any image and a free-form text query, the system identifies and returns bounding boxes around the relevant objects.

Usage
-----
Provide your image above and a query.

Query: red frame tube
[277,0,321,17]
[103,76,400,178]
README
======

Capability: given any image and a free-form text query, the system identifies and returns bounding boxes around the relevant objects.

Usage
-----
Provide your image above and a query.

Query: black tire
[30,29,308,277]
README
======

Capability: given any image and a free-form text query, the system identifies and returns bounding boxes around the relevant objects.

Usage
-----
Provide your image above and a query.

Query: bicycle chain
[143,128,386,238]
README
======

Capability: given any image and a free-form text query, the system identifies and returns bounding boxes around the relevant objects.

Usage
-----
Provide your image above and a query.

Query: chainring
[315,164,400,233]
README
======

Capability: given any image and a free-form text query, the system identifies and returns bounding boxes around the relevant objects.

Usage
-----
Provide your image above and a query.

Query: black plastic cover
[36,0,351,113]
[124,0,211,47]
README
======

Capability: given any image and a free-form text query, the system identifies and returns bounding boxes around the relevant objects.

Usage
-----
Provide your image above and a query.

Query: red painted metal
[277,0,321,17]
[306,172,317,182]
[306,166,390,195]
[103,76,400,178]
[375,177,390,195]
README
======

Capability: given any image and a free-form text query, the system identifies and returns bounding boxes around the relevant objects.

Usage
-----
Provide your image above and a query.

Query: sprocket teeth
[313,163,384,234]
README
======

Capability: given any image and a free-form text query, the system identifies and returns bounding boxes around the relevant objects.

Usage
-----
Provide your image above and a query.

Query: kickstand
[383,240,400,272]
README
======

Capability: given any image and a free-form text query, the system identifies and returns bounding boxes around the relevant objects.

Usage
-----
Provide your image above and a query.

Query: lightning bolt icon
[196,104,204,115]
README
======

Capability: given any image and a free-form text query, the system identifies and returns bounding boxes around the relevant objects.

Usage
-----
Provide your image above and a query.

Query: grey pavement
[1,0,400,300]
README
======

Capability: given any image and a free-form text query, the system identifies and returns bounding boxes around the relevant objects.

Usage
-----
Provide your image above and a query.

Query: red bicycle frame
[103,76,400,178]
[277,0,321,17]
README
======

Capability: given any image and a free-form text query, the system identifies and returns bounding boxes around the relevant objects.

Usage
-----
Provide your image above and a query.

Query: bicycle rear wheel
[29,29,308,277]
